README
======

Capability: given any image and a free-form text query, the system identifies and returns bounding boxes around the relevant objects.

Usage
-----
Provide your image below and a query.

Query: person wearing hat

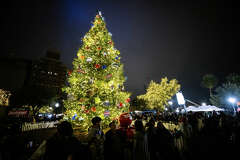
[115,113,134,160]
[87,116,105,160]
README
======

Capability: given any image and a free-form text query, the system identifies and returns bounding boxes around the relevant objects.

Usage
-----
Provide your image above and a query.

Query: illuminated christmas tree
[63,11,131,130]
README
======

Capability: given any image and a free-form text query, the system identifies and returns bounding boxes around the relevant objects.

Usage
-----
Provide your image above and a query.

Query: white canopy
[186,105,225,112]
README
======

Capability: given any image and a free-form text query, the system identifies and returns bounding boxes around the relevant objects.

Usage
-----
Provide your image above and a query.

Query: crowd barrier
[21,121,59,132]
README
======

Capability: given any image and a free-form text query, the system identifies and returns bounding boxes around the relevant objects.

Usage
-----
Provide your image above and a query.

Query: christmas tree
[63,11,131,130]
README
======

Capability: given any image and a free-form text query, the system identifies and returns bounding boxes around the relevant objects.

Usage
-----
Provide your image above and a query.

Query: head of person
[146,119,155,128]
[119,113,132,128]
[109,121,116,130]
[57,121,73,137]
[134,120,144,132]
[157,121,165,130]
[91,116,102,128]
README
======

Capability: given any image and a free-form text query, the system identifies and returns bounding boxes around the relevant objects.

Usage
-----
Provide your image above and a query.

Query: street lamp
[55,102,60,108]
[228,97,237,115]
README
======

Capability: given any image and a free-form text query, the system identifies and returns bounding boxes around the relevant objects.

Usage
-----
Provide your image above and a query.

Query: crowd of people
[1,110,240,160]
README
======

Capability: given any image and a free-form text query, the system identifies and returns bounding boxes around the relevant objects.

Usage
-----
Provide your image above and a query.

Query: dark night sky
[1,0,240,103]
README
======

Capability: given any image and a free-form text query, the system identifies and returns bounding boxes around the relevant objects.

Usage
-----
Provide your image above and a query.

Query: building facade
[0,49,67,95]
[28,49,67,94]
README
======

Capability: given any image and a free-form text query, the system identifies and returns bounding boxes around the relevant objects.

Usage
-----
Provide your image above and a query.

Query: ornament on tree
[87,90,94,96]
[112,63,119,68]
[109,41,112,45]
[91,107,96,112]
[72,113,77,120]
[103,52,107,56]
[102,65,107,69]
[88,79,94,84]
[111,85,114,90]
[81,106,85,110]
[79,117,84,121]
[126,98,131,103]
[86,46,89,50]
[120,102,123,106]
[106,74,112,79]
[104,110,110,117]
[95,64,101,69]
[67,94,75,100]
[80,55,85,60]
[86,57,93,62]
[68,70,72,76]
[109,32,112,36]
[121,86,125,91]
[115,56,119,60]
[98,11,102,16]
[97,47,101,50]
[79,98,85,102]
[103,101,110,106]
[84,110,89,114]
[77,68,85,74]
[96,15,100,18]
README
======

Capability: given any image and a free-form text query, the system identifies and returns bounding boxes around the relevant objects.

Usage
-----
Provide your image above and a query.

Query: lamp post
[228,97,236,116]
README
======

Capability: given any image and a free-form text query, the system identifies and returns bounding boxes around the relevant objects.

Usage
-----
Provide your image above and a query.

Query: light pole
[228,97,236,116]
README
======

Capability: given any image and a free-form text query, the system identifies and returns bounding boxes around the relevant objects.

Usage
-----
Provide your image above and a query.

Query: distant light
[176,108,179,113]
[48,114,52,118]
[202,102,207,106]
[176,92,185,105]
[49,107,53,110]
[228,97,236,104]
[168,101,173,105]
[55,103,60,108]
[165,107,168,111]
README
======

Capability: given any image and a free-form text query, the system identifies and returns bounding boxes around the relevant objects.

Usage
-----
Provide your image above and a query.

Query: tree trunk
[209,88,212,97]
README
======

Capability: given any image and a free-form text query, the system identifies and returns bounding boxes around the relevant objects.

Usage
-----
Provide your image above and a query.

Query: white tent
[186,105,224,112]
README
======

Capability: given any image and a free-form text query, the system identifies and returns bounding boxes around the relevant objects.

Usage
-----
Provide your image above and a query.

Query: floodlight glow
[202,102,207,106]
[168,101,173,105]
[55,103,60,108]
[228,97,236,104]
[176,92,185,105]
